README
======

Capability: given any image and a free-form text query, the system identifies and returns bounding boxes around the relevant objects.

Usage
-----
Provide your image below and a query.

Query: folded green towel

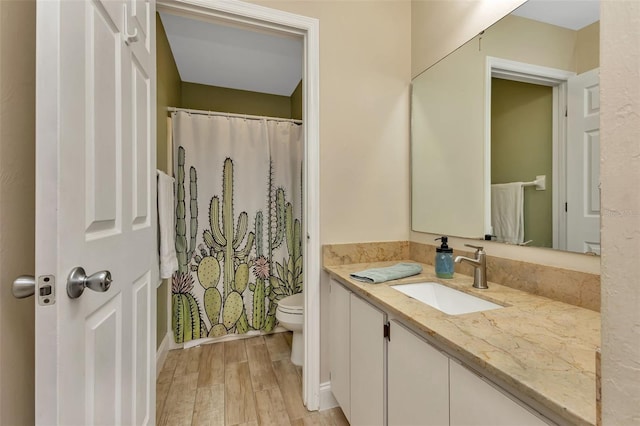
[350,263,422,283]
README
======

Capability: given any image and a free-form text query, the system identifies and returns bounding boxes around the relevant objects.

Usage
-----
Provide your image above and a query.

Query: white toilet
[275,292,304,366]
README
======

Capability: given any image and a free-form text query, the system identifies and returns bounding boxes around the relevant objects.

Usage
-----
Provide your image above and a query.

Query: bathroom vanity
[326,261,599,426]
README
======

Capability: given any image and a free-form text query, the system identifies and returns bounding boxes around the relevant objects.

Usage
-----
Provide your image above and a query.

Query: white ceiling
[159,12,303,97]
[512,0,600,30]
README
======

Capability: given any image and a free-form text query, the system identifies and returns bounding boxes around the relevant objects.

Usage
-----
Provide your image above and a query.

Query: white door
[567,68,600,254]
[388,320,449,426]
[450,361,550,425]
[35,0,157,424]
[329,279,351,422]
[350,294,385,426]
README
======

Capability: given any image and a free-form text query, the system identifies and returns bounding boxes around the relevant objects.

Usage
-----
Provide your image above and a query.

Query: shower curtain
[171,111,303,344]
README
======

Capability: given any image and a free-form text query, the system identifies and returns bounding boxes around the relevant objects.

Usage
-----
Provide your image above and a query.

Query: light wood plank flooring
[157,332,349,426]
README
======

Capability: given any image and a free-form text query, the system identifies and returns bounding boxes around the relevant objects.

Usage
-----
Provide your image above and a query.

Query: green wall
[157,14,181,173]
[181,82,295,118]
[491,78,552,248]
[290,80,303,120]
[155,14,182,348]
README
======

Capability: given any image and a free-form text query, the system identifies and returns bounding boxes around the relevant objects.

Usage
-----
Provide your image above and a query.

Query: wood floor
[157,332,349,426]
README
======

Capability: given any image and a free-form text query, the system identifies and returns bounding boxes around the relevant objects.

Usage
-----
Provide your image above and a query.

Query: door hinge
[565,202,568,212]
[565,108,568,117]
[383,322,390,341]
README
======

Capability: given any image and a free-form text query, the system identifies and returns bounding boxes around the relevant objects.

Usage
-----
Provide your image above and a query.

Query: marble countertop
[325,260,600,426]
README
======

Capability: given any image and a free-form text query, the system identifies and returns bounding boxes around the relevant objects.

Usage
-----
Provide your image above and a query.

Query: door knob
[13,276,35,298]
[67,267,112,299]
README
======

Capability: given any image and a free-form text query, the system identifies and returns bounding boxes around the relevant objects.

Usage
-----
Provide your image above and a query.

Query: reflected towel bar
[522,175,546,191]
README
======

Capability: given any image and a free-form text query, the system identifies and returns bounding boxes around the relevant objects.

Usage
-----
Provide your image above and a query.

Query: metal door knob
[13,276,35,298]
[67,267,112,299]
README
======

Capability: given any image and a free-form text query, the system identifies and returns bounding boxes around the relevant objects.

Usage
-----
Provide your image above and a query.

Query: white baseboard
[319,381,339,410]
[156,331,172,378]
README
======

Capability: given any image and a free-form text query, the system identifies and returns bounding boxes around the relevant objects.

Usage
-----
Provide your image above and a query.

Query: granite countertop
[325,260,600,426]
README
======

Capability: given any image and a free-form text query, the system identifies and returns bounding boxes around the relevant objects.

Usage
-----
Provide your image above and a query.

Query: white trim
[489,57,575,86]
[483,60,493,237]
[156,0,321,410]
[553,83,569,250]
[485,57,574,244]
[35,0,60,422]
[156,331,172,379]
[319,381,339,411]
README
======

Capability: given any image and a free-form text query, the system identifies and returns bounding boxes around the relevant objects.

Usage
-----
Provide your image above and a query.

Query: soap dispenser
[435,236,454,279]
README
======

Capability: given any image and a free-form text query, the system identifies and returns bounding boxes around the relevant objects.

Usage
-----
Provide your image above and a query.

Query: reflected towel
[157,170,178,279]
[350,263,423,283]
[491,182,524,245]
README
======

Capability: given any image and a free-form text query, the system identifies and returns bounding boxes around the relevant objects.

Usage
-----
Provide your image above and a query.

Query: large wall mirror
[411,0,600,255]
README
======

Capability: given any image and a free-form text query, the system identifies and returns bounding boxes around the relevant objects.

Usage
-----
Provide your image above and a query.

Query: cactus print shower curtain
[171,111,303,344]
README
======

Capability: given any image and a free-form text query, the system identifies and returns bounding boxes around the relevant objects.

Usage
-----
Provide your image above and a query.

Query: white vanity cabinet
[329,278,386,425]
[350,294,386,425]
[329,279,351,421]
[329,277,553,426]
[388,320,450,426]
[449,360,549,426]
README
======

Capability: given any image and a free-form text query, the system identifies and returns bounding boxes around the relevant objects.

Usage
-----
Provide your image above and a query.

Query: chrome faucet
[454,244,488,289]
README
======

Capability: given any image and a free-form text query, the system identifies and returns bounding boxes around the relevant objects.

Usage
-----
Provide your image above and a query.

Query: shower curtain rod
[167,107,303,125]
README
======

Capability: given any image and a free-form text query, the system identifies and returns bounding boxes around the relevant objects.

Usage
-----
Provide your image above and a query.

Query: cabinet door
[329,279,351,421]
[450,361,550,426]
[350,294,386,426]
[388,320,450,426]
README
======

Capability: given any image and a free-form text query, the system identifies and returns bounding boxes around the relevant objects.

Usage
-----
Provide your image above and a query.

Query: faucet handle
[464,243,484,253]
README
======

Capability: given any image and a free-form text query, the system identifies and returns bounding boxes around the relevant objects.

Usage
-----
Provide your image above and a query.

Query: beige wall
[0,0,36,424]
[411,0,525,78]
[576,21,600,74]
[411,37,485,237]
[250,0,412,383]
[481,15,578,70]
[600,1,640,423]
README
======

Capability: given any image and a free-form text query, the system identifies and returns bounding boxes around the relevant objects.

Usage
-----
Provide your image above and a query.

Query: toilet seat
[277,293,303,315]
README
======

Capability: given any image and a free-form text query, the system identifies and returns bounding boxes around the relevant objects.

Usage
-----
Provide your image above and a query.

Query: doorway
[485,57,601,253]
[155,0,320,410]
[485,57,574,250]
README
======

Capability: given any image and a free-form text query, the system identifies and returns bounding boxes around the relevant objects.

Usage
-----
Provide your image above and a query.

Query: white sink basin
[392,282,502,315]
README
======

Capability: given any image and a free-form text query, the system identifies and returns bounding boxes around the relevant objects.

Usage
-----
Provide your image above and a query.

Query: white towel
[491,182,524,244]
[157,170,178,279]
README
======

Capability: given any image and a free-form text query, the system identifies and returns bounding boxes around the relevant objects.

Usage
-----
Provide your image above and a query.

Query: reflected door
[567,68,600,254]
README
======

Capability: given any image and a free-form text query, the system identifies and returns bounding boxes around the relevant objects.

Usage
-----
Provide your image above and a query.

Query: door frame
[484,57,574,249]
[156,0,321,410]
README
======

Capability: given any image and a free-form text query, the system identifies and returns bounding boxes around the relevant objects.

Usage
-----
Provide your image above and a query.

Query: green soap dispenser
[435,236,454,279]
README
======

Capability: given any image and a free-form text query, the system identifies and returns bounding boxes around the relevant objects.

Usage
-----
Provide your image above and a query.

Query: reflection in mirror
[411,0,600,255]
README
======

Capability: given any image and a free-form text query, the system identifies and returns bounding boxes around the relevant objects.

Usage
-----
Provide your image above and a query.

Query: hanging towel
[157,170,178,279]
[491,182,524,245]
[350,263,423,284]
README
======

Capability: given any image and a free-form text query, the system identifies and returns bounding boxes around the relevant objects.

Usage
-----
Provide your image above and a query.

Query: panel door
[450,361,550,426]
[388,320,450,426]
[35,0,157,424]
[350,294,385,426]
[567,68,600,254]
[329,279,351,422]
